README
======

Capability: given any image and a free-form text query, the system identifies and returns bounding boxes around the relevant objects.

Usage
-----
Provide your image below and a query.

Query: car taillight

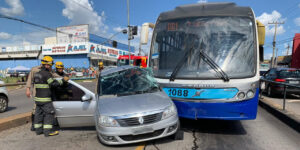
[275,79,286,82]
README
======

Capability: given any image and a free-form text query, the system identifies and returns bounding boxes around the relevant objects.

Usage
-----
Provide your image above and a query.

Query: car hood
[97,91,172,116]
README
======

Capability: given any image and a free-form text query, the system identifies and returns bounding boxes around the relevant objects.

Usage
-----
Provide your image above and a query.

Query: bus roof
[158,2,253,21]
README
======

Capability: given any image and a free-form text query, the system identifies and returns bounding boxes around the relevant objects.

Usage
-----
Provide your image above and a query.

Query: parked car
[0,79,9,113]
[262,68,300,97]
[52,66,180,145]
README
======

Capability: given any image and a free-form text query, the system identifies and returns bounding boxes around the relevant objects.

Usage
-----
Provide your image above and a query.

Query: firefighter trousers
[34,102,55,135]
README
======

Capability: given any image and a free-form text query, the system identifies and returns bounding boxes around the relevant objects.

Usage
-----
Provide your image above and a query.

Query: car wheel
[0,96,8,113]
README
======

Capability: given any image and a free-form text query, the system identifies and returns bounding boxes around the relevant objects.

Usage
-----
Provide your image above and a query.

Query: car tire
[170,129,184,140]
[0,96,8,113]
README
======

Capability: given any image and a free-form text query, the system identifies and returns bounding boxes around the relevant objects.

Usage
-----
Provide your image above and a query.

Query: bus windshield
[151,16,256,79]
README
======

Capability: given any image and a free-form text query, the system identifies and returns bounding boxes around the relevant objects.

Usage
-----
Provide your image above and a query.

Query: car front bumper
[95,114,179,145]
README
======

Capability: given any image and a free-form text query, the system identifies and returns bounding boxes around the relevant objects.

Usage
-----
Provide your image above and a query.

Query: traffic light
[112,40,117,48]
[132,26,138,35]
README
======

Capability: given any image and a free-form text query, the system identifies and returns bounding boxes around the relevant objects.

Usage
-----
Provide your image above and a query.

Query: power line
[0,14,128,47]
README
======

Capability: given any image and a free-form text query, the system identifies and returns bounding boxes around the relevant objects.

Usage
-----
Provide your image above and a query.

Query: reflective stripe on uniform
[43,124,53,129]
[35,84,49,88]
[34,97,51,102]
[47,78,54,84]
[34,124,42,128]
[57,79,63,85]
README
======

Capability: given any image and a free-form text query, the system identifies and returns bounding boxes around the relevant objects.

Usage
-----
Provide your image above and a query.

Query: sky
[0,0,299,58]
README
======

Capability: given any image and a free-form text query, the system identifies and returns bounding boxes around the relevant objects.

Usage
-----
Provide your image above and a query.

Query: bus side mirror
[140,24,149,45]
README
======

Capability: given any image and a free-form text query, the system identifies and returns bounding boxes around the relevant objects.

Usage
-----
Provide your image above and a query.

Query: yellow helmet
[41,56,54,66]
[98,62,104,67]
[55,61,64,69]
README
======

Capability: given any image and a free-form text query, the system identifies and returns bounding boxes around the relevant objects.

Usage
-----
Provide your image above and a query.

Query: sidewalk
[259,95,300,133]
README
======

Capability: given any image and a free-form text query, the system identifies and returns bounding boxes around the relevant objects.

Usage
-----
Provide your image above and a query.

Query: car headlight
[98,115,118,127]
[162,104,177,120]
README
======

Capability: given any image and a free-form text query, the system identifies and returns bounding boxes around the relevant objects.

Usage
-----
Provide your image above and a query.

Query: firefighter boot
[45,130,59,137]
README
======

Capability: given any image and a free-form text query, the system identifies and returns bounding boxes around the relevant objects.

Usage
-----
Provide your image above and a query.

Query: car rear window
[278,70,300,78]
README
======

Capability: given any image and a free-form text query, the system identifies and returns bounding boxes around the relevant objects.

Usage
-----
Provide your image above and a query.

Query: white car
[0,79,9,113]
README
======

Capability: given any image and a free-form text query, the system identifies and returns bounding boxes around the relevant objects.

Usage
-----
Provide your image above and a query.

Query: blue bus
[141,3,265,120]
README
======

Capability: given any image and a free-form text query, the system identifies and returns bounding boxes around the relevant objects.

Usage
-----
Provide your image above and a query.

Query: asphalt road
[0,107,299,150]
[0,81,96,118]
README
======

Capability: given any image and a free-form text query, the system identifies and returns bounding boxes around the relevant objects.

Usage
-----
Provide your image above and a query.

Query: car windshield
[278,70,300,78]
[150,16,256,79]
[99,67,160,96]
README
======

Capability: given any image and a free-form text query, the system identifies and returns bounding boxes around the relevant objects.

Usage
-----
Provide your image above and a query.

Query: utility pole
[127,0,131,65]
[286,43,290,56]
[275,48,278,67]
[269,21,284,68]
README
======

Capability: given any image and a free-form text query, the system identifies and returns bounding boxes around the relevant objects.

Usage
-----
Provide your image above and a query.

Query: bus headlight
[98,115,118,127]
[237,92,246,100]
[162,104,177,120]
[246,90,255,99]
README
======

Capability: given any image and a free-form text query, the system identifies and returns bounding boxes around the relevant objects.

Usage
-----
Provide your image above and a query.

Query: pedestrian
[95,62,104,93]
[33,57,68,137]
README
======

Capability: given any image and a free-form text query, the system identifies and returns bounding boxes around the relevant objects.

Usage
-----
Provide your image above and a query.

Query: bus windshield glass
[151,16,256,79]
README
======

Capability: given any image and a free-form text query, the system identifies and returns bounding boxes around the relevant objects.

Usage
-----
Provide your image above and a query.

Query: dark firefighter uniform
[33,67,64,136]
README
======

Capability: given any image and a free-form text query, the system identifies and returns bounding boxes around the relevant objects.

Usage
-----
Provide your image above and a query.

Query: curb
[0,112,31,132]
[259,98,300,133]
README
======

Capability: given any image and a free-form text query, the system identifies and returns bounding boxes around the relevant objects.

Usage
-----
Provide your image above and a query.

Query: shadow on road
[5,106,17,112]
[180,118,247,135]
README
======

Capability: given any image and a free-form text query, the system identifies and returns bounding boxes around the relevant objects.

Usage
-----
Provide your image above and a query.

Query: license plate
[132,127,153,135]
[289,81,299,84]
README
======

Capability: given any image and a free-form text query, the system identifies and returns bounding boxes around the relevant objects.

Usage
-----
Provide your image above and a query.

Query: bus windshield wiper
[169,41,195,81]
[197,49,230,82]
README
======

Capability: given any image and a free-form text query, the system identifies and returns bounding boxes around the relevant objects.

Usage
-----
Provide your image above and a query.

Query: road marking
[135,142,146,150]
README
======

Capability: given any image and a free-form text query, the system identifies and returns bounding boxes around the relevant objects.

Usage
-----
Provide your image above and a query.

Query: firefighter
[54,61,68,77]
[33,56,68,137]
[26,56,60,131]
[95,61,104,93]
[52,61,69,131]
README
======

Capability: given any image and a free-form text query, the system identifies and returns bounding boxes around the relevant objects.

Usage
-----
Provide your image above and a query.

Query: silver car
[95,66,179,145]
[0,79,9,113]
[52,66,179,145]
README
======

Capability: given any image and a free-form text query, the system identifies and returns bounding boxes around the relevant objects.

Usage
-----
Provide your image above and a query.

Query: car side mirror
[81,94,92,101]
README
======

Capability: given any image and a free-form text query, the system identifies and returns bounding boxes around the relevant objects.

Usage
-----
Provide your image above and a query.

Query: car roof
[101,65,137,76]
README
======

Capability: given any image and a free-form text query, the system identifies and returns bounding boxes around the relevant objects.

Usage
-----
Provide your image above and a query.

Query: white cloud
[197,0,207,3]
[0,0,24,16]
[0,32,12,40]
[294,17,300,26]
[264,53,273,60]
[60,0,108,35]
[0,31,55,46]
[113,27,124,32]
[257,10,286,36]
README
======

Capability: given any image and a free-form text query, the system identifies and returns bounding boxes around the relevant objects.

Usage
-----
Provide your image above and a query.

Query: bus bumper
[172,89,259,120]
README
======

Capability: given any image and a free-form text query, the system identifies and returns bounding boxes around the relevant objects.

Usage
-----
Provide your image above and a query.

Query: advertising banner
[88,44,126,58]
[42,43,89,55]
[57,24,89,44]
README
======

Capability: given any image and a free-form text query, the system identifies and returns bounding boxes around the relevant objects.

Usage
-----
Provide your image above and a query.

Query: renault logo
[138,117,144,124]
